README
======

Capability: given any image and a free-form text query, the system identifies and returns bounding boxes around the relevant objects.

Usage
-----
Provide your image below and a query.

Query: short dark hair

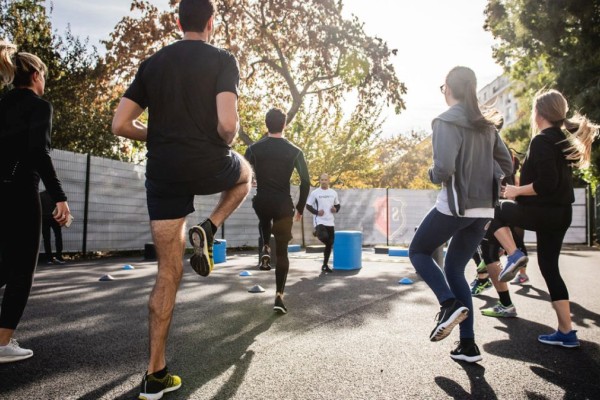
[265,108,287,133]
[179,0,215,33]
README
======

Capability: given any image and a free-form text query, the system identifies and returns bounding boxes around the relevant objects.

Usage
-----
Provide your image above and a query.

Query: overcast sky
[46,0,503,135]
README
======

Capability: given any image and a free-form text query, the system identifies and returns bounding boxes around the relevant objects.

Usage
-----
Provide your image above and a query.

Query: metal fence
[45,149,590,253]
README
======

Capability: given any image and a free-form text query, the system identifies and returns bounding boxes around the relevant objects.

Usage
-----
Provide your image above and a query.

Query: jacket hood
[433,103,475,129]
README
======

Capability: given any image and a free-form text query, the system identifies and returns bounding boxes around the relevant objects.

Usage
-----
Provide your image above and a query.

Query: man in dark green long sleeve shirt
[244,108,310,314]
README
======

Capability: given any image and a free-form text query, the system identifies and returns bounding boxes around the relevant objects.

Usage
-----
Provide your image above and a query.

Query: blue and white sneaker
[499,249,528,282]
[538,330,580,348]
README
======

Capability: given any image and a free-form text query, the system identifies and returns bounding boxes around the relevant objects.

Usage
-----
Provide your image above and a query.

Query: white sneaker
[0,339,33,363]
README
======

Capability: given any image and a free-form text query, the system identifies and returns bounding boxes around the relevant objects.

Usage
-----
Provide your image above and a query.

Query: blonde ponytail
[0,40,18,88]
[0,40,47,89]
[562,113,599,169]
[532,89,599,169]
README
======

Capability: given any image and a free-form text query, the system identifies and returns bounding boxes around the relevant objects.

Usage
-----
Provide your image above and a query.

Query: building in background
[478,75,518,127]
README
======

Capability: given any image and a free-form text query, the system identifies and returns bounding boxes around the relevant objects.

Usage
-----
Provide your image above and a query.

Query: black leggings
[42,216,63,260]
[316,225,335,265]
[253,195,294,294]
[0,183,41,329]
[489,200,571,301]
[480,226,528,265]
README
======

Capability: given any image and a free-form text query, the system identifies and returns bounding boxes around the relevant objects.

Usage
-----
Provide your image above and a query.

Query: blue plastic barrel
[333,231,362,270]
[213,239,227,264]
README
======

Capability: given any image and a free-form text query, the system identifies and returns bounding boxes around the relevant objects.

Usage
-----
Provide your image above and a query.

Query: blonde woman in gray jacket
[408,66,513,363]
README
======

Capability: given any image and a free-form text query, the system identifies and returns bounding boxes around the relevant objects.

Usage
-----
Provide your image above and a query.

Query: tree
[0,0,122,158]
[103,0,406,181]
[484,0,600,183]
[369,131,436,190]
[285,100,383,188]
[217,0,406,144]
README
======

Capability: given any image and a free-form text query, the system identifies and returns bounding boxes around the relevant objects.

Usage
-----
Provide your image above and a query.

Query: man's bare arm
[216,92,239,144]
[112,98,147,142]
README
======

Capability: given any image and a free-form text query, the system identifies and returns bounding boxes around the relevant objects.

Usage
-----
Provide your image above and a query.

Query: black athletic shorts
[146,151,242,220]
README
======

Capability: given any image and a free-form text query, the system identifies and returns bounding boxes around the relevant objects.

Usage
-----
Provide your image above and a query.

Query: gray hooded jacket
[429,103,513,217]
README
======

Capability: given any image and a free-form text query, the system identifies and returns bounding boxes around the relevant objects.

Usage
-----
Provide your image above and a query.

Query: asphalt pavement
[1,247,599,399]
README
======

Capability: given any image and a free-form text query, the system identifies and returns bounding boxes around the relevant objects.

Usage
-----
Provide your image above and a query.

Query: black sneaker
[259,245,271,271]
[429,300,469,342]
[450,341,482,363]
[274,295,287,314]
[52,257,65,265]
[139,369,182,400]
[188,219,214,277]
[321,264,333,273]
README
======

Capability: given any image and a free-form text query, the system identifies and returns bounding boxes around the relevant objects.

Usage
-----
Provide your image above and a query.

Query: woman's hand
[503,185,519,200]
[53,201,71,226]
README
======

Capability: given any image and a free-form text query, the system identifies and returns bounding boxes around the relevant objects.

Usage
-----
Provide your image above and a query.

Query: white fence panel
[46,151,590,252]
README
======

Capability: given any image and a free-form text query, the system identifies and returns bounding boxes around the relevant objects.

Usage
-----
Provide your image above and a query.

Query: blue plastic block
[122,264,135,270]
[288,244,301,252]
[389,248,409,257]
[239,270,252,277]
[398,277,414,285]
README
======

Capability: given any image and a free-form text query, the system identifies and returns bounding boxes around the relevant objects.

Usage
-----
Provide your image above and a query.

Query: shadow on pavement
[0,257,422,399]
[483,317,600,399]
[435,362,497,399]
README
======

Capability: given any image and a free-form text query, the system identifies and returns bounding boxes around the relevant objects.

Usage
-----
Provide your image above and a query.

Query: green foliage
[0,0,121,159]
[285,100,383,188]
[484,0,600,183]
[369,131,437,189]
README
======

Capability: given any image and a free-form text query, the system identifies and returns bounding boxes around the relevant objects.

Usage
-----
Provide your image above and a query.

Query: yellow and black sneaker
[188,219,215,277]
[139,368,182,400]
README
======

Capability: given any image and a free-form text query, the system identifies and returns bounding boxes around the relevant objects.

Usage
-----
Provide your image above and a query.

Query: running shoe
[274,295,287,314]
[259,245,272,271]
[0,339,33,363]
[481,302,517,318]
[188,219,214,277]
[499,249,528,282]
[469,277,478,288]
[139,369,182,400]
[476,260,488,274]
[510,273,530,285]
[321,264,333,273]
[429,300,469,342]
[450,341,482,363]
[471,278,493,296]
[538,330,580,348]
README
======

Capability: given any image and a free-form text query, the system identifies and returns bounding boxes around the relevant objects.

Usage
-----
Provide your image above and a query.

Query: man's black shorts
[315,224,335,244]
[146,151,242,220]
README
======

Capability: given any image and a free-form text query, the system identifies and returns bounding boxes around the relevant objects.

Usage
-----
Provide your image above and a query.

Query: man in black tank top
[244,108,310,314]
